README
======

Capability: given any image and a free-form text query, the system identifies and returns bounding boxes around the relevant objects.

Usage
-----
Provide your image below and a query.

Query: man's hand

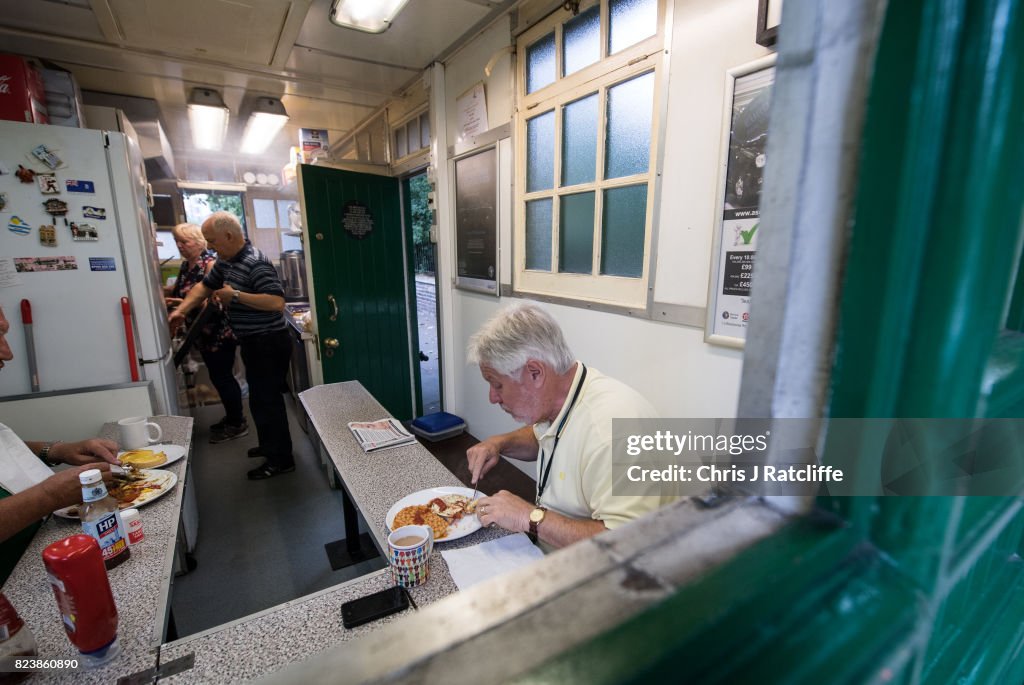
[165,296,184,308]
[39,463,113,510]
[168,308,187,335]
[466,439,502,485]
[50,438,120,466]
[475,490,532,533]
[213,286,237,306]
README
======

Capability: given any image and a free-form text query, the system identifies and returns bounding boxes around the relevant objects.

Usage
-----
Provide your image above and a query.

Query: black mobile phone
[341,586,410,629]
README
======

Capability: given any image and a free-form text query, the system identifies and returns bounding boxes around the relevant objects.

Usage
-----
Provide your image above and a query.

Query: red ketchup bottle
[41,535,120,669]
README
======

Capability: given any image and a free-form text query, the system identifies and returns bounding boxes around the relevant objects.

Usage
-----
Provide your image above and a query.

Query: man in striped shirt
[169,212,295,480]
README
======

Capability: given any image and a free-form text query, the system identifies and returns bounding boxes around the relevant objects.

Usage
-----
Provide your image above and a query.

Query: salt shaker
[120,508,144,545]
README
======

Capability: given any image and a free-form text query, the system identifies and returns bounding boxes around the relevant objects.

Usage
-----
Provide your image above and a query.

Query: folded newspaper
[348,418,417,452]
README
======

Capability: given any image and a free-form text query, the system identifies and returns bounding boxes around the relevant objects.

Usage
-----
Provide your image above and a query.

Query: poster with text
[706,57,775,347]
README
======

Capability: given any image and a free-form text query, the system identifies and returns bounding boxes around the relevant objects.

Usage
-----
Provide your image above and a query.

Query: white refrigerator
[0,119,179,415]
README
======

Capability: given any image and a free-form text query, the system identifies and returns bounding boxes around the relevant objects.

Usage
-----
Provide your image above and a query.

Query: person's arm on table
[476,490,607,549]
[0,464,112,542]
[466,426,539,484]
[25,439,119,466]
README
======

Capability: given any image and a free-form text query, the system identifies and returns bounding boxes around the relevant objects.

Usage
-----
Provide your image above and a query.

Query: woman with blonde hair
[166,222,247,442]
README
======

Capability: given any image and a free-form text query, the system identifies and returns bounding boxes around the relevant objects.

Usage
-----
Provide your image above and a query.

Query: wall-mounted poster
[705,55,776,348]
[454,146,498,295]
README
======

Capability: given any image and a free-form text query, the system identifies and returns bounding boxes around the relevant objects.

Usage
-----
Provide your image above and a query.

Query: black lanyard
[536,364,587,504]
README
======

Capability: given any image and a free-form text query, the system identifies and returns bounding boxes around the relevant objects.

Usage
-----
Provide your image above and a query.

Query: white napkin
[440,533,545,590]
[0,423,56,494]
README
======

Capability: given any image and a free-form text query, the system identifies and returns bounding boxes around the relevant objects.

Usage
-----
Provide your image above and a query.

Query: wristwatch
[231,290,241,305]
[39,441,62,466]
[528,506,548,542]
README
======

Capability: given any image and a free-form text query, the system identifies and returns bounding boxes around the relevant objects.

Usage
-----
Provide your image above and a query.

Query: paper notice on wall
[0,257,22,287]
[457,82,488,142]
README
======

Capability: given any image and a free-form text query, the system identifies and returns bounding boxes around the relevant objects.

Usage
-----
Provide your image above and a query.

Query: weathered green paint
[512,0,1024,681]
[301,164,420,420]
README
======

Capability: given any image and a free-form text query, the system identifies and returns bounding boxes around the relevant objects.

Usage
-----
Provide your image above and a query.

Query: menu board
[454,147,498,295]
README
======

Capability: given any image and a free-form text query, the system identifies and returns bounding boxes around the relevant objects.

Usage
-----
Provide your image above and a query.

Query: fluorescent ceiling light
[240,97,289,155]
[187,88,229,151]
[329,0,411,33]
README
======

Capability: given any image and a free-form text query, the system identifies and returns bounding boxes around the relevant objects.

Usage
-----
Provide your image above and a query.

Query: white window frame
[514,0,666,309]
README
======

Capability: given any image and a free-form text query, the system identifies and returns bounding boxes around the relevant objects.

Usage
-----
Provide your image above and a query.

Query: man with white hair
[466,302,669,551]
[169,212,294,480]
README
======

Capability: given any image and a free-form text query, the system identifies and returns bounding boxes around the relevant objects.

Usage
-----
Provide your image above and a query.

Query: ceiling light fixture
[240,97,290,155]
[187,88,229,151]
[329,0,411,33]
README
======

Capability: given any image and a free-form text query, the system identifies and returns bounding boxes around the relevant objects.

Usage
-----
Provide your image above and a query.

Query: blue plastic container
[410,412,466,442]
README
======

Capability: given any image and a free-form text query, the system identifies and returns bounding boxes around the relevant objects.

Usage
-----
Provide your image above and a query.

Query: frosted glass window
[407,119,420,152]
[559,192,594,274]
[395,127,408,158]
[609,0,657,54]
[527,111,556,192]
[253,198,278,229]
[525,198,553,271]
[420,114,431,148]
[601,185,646,277]
[527,32,556,93]
[605,71,654,179]
[563,5,600,77]
[277,201,292,228]
[561,94,598,187]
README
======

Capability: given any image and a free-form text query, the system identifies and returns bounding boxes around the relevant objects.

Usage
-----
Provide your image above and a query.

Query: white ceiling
[0,0,510,177]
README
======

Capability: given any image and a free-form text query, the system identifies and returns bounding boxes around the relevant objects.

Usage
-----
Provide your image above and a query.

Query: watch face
[530,508,545,523]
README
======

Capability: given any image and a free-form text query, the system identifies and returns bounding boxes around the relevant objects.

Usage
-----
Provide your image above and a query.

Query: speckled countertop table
[1,415,193,684]
[155,381,512,683]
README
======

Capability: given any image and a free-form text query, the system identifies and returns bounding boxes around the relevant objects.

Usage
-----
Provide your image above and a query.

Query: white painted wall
[434,1,770,474]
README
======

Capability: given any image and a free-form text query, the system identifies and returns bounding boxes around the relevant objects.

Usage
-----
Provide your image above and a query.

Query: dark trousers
[239,329,293,468]
[199,340,244,425]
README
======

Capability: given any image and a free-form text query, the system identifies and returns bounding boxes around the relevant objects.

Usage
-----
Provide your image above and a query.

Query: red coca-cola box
[0,54,49,124]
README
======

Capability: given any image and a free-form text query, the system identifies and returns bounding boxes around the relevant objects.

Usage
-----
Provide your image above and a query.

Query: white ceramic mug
[118,416,162,450]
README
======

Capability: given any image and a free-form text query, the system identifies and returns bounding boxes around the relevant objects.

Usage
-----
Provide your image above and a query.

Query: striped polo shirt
[203,241,288,340]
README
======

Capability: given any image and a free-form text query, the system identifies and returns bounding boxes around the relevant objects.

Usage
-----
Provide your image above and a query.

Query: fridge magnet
[14,256,78,272]
[39,225,57,247]
[65,179,95,194]
[82,206,106,220]
[0,162,11,175]
[31,144,62,170]
[15,165,35,183]
[88,257,116,272]
[37,173,60,194]
[69,222,99,241]
[7,216,31,235]
[42,198,69,217]
[0,193,7,211]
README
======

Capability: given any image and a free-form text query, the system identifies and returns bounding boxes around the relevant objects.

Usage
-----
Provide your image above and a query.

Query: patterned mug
[387,524,434,588]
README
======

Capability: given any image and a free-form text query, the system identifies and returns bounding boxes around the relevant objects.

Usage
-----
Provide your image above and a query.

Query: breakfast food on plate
[393,504,449,539]
[429,494,473,522]
[62,471,173,518]
[120,449,167,469]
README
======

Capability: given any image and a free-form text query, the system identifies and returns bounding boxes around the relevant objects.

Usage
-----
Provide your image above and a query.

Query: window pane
[609,0,657,54]
[527,111,556,192]
[559,192,594,274]
[562,93,598,186]
[605,71,654,179]
[253,198,278,229]
[563,5,600,77]
[525,198,553,271]
[527,32,556,93]
[277,200,290,228]
[395,126,408,158]
[601,184,646,277]
[407,118,420,152]
[420,113,431,148]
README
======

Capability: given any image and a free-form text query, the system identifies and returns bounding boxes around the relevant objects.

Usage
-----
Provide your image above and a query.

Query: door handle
[324,338,340,349]
[327,294,338,321]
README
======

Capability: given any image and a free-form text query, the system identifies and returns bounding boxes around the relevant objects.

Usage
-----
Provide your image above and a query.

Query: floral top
[172,249,235,352]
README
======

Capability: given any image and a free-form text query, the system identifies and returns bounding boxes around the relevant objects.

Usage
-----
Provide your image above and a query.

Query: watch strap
[39,441,61,466]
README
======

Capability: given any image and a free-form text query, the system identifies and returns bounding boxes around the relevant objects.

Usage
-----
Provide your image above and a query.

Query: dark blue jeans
[199,340,244,426]
[239,329,293,468]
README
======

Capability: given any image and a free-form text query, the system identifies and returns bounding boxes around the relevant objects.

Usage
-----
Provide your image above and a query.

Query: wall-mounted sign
[453,146,498,295]
[342,201,374,239]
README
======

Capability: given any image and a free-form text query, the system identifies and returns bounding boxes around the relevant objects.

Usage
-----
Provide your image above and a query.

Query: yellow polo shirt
[533,363,672,532]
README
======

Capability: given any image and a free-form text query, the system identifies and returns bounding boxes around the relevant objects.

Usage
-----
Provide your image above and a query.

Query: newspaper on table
[347,418,416,452]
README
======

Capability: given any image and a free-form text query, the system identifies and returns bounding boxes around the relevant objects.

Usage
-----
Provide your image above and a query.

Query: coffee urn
[280,250,308,301]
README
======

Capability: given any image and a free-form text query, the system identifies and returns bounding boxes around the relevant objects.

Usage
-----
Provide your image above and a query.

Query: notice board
[454,147,498,294]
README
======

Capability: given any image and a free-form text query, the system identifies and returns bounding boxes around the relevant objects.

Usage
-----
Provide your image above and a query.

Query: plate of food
[118,444,186,469]
[385,486,481,542]
[53,469,178,520]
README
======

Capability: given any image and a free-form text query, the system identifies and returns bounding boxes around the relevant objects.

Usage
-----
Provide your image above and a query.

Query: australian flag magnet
[65,179,95,193]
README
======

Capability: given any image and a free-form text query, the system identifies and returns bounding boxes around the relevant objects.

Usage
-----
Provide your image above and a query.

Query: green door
[299,164,420,421]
